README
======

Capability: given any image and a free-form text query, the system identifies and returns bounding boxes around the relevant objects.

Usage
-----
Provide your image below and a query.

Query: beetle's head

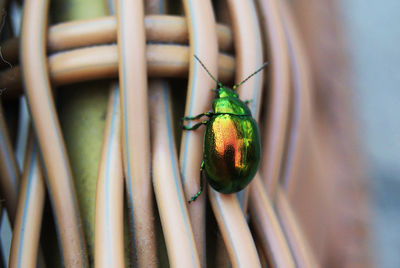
[213,83,238,98]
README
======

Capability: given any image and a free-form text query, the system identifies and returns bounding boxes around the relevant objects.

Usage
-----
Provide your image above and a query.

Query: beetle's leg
[244,99,253,106]
[188,160,205,203]
[182,112,213,121]
[182,120,208,131]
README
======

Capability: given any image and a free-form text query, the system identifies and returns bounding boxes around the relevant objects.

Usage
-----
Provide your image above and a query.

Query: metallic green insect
[183,55,267,203]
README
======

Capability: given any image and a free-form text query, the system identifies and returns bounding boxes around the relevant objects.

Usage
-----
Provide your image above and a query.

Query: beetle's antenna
[232,62,268,90]
[194,55,222,87]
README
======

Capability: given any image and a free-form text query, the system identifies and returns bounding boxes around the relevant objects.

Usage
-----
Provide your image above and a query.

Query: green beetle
[183,55,267,203]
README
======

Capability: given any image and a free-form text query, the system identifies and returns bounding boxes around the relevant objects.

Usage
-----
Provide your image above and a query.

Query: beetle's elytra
[183,55,267,203]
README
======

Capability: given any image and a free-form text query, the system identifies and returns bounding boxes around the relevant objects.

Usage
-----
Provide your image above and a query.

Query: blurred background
[340,0,400,267]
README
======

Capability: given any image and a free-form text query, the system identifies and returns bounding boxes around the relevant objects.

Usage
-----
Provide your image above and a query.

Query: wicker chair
[0,0,369,267]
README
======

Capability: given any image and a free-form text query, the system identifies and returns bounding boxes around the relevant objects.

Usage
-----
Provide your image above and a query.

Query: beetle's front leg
[182,120,209,131]
[244,99,253,106]
[188,160,205,203]
[182,112,213,121]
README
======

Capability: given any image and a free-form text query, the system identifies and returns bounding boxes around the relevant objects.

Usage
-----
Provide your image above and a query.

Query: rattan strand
[0,15,233,68]
[0,46,235,98]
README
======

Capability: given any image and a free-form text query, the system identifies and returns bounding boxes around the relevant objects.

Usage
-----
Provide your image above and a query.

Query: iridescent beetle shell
[183,55,266,203]
[203,87,260,193]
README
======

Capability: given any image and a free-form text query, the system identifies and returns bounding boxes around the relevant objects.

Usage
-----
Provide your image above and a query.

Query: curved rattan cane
[20,0,88,266]
[0,103,19,224]
[115,0,157,266]
[257,0,291,199]
[150,80,201,267]
[94,84,125,268]
[0,44,235,97]
[9,131,45,268]
[179,0,218,265]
